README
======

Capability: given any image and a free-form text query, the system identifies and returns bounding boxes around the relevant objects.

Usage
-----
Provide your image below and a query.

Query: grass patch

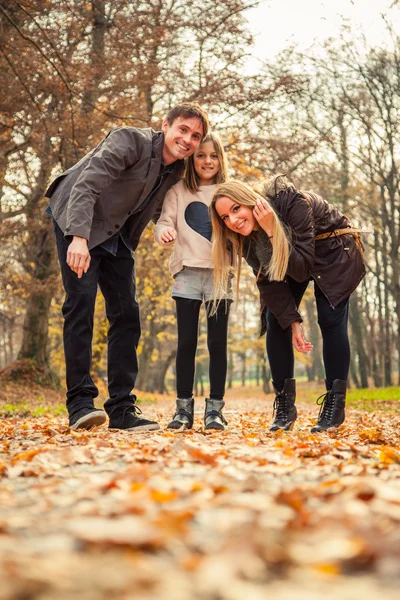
[0,401,67,418]
[136,394,156,404]
[294,385,400,412]
[0,381,398,416]
[0,381,160,419]
[31,404,66,417]
[346,387,400,412]
[0,403,30,417]
[227,383,399,413]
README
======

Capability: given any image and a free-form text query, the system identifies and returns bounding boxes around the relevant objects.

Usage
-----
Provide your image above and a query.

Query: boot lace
[273,393,288,420]
[109,404,142,418]
[316,391,334,424]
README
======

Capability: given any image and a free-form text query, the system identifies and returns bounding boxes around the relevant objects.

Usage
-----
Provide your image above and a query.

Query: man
[46,102,209,432]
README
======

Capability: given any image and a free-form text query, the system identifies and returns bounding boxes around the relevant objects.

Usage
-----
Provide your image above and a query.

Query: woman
[210,176,366,433]
[155,132,232,431]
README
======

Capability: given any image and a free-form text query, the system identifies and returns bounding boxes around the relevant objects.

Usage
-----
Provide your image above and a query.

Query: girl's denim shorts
[172,267,232,302]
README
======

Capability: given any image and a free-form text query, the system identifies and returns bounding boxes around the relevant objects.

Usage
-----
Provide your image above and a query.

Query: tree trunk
[195,364,204,397]
[82,1,106,115]
[227,350,233,388]
[17,0,108,375]
[136,333,155,391]
[365,301,382,387]
[155,351,176,394]
[304,295,324,381]
[349,292,369,388]
[240,353,246,386]
[262,363,271,394]
[349,353,360,388]
[382,248,393,386]
[18,220,57,369]
[0,317,5,367]
[392,262,400,385]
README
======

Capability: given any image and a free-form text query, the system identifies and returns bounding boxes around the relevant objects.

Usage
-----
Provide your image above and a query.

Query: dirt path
[1,397,400,599]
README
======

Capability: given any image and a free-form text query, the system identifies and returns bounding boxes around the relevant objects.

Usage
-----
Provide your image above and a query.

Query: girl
[155,132,231,430]
[210,176,366,433]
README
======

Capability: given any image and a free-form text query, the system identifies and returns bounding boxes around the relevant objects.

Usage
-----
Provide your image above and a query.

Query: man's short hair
[165,102,209,140]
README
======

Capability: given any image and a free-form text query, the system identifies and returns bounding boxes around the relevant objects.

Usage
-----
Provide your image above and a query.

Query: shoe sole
[311,424,342,433]
[270,421,296,432]
[167,422,191,431]
[109,423,161,432]
[70,412,107,431]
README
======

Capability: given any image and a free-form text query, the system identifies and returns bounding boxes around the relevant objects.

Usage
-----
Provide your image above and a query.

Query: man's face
[162,116,204,164]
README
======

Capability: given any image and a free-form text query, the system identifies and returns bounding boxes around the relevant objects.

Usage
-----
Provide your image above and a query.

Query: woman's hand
[253,198,274,237]
[160,228,177,243]
[291,321,313,353]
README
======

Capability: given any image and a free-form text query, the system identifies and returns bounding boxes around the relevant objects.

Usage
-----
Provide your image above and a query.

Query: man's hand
[291,321,313,353]
[160,228,177,243]
[67,236,91,279]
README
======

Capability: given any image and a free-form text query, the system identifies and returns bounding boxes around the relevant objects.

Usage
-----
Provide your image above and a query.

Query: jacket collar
[152,130,164,159]
[153,131,184,174]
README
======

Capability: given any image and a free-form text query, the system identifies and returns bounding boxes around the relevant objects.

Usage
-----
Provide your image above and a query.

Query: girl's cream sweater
[154,180,215,277]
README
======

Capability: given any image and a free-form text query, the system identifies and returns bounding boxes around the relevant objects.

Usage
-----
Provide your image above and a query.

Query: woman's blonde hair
[184,132,229,193]
[210,180,291,303]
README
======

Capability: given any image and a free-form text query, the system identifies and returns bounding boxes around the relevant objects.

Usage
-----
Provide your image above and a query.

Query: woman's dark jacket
[243,187,366,333]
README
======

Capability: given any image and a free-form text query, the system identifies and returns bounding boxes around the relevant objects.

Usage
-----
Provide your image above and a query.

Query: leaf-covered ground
[1,386,400,600]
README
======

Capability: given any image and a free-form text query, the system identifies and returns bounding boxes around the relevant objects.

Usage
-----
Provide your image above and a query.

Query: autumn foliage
[0,393,400,598]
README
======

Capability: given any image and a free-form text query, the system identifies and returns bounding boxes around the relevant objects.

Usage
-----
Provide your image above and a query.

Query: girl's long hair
[210,180,291,304]
[184,132,229,192]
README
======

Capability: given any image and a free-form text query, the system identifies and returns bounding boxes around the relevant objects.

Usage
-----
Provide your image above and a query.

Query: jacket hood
[263,174,295,199]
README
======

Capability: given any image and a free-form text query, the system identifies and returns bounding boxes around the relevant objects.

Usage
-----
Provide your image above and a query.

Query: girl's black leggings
[266,277,350,392]
[175,297,231,400]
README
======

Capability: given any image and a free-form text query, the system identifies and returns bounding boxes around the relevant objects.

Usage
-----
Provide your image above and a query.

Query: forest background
[1,0,400,397]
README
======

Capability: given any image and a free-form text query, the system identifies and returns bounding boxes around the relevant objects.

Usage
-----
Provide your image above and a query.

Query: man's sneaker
[108,404,160,432]
[69,407,107,431]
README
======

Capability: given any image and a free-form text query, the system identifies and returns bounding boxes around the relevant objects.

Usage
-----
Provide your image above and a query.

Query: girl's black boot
[167,398,194,430]
[204,398,227,430]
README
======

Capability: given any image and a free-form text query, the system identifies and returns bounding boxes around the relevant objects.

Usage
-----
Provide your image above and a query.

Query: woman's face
[193,141,220,185]
[214,196,257,236]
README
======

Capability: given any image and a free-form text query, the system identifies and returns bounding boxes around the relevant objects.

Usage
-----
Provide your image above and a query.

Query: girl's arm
[154,186,178,245]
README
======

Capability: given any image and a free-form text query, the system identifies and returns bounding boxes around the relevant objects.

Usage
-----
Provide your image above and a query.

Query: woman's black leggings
[266,277,350,392]
[175,297,230,400]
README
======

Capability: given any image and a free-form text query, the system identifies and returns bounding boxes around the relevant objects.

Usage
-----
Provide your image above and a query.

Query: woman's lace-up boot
[167,398,194,430]
[269,378,297,432]
[311,379,346,433]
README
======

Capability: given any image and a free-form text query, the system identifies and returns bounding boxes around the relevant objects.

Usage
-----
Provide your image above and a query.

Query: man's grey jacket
[46,127,184,250]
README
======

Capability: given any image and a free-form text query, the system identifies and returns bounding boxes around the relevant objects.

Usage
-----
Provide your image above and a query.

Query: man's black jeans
[54,223,140,417]
[266,276,350,392]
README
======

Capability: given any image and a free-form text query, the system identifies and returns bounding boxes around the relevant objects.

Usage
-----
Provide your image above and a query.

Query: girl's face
[193,141,220,185]
[214,196,257,236]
